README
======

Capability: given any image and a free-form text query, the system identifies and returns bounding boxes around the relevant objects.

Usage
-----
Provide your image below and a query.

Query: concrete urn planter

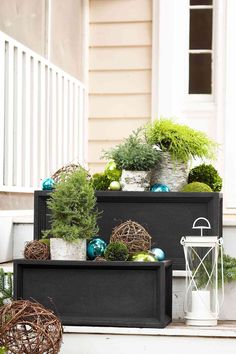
[151,152,188,192]
[50,238,87,260]
[120,170,151,191]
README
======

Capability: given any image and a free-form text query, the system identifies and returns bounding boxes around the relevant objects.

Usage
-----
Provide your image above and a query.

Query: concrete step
[60,322,236,354]
[0,210,33,262]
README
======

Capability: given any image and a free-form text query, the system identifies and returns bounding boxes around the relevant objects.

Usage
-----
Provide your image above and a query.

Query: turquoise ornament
[42,178,55,190]
[150,183,170,192]
[87,237,107,260]
[151,247,165,261]
[131,252,157,262]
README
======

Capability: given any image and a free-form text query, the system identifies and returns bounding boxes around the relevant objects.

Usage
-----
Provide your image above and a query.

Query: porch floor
[63,321,236,338]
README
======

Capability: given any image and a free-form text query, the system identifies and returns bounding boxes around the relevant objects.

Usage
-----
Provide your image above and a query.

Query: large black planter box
[34,191,222,270]
[14,259,172,328]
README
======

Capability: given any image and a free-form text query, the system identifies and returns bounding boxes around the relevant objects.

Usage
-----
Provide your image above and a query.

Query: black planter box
[14,259,172,328]
[34,191,223,270]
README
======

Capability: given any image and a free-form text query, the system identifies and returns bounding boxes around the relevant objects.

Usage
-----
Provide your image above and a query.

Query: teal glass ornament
[150,183,170,192]
[87,237,107,260]
[151,247,165,261]
[131,252,157,262]
[42,178,55,190]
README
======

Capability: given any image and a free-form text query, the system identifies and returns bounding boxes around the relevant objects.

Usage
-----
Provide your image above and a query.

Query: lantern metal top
[180,217,223,247]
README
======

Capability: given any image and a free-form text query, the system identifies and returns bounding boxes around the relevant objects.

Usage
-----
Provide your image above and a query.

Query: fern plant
[145,118,218,163]
[194,254,236,289]
[103,130,160,171]
[0,268,13,306]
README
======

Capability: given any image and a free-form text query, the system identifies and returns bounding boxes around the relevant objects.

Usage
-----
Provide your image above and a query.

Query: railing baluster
[15,48,23,187]
[0,35,5,186]
[6,41,14,187]
[57,73,63,168]
[32,57,39,186]
[63,77,68,165]
[24,53,31,187]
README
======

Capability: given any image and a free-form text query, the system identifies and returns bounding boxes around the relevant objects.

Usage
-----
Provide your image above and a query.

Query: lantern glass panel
[185,245,218,315]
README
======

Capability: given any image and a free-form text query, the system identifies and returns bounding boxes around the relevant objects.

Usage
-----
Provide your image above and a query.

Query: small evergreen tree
[44,167,99,242]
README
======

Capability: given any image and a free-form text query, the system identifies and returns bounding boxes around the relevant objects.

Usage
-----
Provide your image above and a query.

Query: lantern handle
[192,217,211,237]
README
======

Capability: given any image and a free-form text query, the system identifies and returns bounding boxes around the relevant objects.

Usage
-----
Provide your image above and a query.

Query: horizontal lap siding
[89,0,152,173]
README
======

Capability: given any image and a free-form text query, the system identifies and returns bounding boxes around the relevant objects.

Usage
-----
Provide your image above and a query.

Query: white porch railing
[0,31,86,192]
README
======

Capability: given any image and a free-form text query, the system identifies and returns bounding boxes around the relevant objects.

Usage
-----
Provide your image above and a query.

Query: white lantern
[180,217,223,326]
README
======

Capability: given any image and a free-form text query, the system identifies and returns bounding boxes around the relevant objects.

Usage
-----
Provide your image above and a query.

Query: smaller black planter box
[14,259,172,328]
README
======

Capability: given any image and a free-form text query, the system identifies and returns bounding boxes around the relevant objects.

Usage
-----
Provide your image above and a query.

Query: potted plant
[103,130,160,191]
[43,167,99,260]
[145,118,218,191]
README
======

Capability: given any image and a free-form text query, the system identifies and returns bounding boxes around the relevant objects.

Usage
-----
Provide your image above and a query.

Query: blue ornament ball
[87,237,107,260]
[150,183,170,192]
[42,178,55,190]
[151,247,165,261]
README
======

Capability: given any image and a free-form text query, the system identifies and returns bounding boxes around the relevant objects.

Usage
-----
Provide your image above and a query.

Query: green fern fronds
[0,268,13,306]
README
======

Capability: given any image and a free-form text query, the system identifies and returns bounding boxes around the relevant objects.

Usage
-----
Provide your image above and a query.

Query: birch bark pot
[151,152,188,192]
[50,238,87,260]
[120,170,151,191]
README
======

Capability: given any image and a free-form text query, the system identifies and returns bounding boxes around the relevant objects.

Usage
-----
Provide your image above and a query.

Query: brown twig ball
[110,220,152,253]
[24,240,50,260]
[0,300,63,354]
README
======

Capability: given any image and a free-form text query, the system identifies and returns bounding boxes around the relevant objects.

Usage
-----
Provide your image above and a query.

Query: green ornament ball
[104,161,122,181]
[131,252,157,262]
[109,181,121,191]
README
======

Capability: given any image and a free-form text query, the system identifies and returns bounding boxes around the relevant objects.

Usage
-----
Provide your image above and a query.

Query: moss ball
[104,242,129,261]
[181,182,213,192]
[188,164,222,192]
[92,173,110,191]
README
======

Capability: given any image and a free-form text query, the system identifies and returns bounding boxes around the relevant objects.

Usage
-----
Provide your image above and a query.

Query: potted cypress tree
[44,167,98,260]
[145,118,218,191]
[104,130,160,191]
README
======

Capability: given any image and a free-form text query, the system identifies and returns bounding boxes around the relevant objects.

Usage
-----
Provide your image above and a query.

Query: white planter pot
[151,152,188,192]
[50,238,87,261]
[185,290,217,326]
[120,170,151,191]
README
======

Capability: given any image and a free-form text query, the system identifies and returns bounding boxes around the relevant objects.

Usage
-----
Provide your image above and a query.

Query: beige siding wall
[0,0,84,80]
[89,0,152,174]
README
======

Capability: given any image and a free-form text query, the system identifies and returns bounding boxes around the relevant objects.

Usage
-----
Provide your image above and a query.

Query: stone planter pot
[50,238,87,260]
[151,152,188,192]
[120,170,151,191]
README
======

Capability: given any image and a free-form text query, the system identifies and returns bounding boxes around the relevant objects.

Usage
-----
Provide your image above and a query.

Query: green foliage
[145,118,217,163]
[0,347,7,354]
[104,161,122,181]
[92,173,111,191]
[188,164,222,192]
[181,182,212,192]
[39,238,50,246]
[104,242,129,261]
[44,167,99,242]
[195,254,236,289]
[103,130,160,171]
[0,269,13,306]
